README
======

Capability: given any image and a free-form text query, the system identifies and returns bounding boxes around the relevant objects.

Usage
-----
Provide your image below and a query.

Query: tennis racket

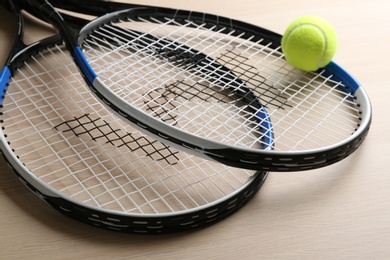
[18,0,276,169]
[0,1,268,233]
[21,0,371,172]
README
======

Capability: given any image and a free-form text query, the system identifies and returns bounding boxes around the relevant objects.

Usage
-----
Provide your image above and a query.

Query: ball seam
[285,23,327,70]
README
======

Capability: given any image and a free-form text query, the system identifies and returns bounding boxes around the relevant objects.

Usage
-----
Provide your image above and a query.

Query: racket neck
[1,0,24,67]
[19,0,79,50]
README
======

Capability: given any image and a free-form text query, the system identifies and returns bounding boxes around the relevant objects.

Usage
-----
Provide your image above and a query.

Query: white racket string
[217,38,361,149]
[2,43,259,214]
[78,14,363,155]
[82,23,269,150]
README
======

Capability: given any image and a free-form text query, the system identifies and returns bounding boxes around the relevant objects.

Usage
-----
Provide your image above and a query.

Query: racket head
[67,7,371,171]
[0,29,268,233]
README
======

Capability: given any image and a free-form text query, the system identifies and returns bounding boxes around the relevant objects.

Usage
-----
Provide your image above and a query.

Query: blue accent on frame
[0,66,11,105]
[74,47,97,83]
[256,106,273,150]
[323,61,361,95]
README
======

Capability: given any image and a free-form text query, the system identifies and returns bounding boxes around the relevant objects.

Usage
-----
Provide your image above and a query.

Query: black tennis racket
[20,0,371,172]
[0,0,268,233]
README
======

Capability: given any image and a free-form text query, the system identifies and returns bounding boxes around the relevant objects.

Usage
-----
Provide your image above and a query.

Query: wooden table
[1,0,389,258]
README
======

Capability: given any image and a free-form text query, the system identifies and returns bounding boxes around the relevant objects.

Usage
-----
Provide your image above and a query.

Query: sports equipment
[281,15,338,72]
[19,1,272,171]
[29,0,371,172]
[13,0,371,172]
[0,0,268,233]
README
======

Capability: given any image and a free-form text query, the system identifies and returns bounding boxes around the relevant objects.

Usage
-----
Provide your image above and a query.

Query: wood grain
[1,0,389,258]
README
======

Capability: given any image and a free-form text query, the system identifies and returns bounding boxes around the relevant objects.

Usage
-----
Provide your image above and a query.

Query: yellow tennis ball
[281,15,338,71]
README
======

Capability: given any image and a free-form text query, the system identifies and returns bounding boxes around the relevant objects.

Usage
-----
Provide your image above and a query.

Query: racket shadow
[258,149,366,212]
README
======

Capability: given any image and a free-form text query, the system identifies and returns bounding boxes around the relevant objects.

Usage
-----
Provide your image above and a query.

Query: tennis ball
[281,15,338,71]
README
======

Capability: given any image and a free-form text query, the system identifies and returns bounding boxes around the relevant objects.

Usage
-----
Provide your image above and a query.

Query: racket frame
[0,2,269,233]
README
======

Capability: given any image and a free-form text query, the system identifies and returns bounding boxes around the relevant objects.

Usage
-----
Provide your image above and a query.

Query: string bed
[81,14,362,154]
[1,42,261,216]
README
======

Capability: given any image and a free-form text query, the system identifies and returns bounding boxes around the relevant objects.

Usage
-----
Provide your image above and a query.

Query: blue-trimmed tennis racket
[0,0,269,233]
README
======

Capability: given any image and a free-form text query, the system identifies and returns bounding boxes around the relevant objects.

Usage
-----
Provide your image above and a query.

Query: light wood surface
[0,0,389,259]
